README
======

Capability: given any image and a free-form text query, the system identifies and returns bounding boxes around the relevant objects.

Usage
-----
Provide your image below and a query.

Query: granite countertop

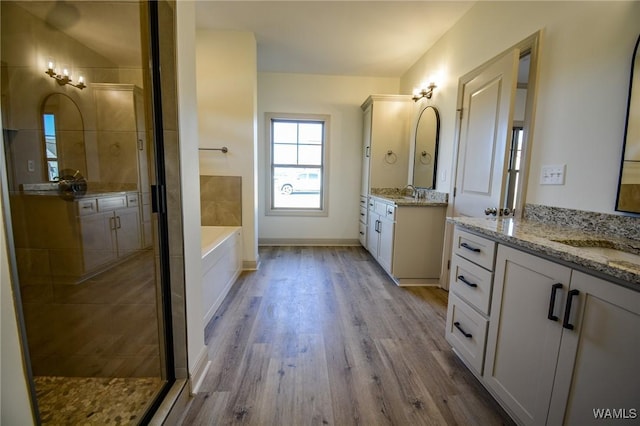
[449,216,640,288]
[16,190,134,199]
[369,188,449,207]
[371,194,448,207]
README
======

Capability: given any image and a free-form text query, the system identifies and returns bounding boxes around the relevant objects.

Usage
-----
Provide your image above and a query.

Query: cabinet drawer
[97,196,127,212]
[76,199,97,216]
[446,293,488,375]
[374,199,395,220]
[126,193,139,207]
[359,206,368,224]
[450,254,493,315]
[359,222,366,243]
[453,227,496,271]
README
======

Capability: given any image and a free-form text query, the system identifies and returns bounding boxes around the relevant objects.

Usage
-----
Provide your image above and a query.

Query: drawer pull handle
[457,275,478,288]
[547,283,563,321]
[460,242,481,253]
[562,289,580,330]
[82,204,93,209]
[454,322,473,338]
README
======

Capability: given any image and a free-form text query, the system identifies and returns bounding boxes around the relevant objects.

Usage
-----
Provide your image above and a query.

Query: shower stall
[1,1,186,423]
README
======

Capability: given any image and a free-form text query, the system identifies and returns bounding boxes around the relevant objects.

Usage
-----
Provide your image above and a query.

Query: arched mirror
[413,105,440,189]
[41,93,86,182]
[616,35,640,213]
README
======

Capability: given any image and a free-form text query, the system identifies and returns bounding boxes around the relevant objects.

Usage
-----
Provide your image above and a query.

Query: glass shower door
[0,1,175,423]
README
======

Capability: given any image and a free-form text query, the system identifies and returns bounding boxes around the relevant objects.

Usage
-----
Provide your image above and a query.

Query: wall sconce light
[45,62,86,90]
[412,82,436,102]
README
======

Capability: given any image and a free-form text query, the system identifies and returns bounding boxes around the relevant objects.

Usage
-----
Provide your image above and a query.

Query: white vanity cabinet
[359,195,368,246]
[367,197,395,272]
[482,244,640,425]
[367,196,446,285]
[445,228,496,375]
[78,193,142,274]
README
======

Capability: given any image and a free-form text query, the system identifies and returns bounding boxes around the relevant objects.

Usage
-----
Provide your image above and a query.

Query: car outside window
[266,113,329,216]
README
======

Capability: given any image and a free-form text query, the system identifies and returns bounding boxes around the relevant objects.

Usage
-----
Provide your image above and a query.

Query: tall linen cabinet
[360,95,412,247]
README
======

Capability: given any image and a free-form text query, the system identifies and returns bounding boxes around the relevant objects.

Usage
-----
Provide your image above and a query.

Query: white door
[453,49,520,217]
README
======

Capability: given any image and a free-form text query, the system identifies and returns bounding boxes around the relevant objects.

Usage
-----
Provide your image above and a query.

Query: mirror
[616,34,640,213]
[41,93,86,182]
[413,105,440,189]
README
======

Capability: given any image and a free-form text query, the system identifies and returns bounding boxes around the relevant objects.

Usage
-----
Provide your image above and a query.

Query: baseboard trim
[189,346,210,395]
[243,259,259,270]
[258,238,360,246]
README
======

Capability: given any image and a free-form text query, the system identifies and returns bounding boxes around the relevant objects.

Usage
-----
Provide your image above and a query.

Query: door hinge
[447,259,451,270]
[457,108,463,119]
[453,187,457,197]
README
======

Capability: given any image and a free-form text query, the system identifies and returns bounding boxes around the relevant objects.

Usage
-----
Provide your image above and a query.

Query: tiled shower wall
[200,175,242,226]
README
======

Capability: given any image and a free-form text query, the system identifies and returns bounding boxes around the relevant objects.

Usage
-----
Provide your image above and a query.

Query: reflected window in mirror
[43,113,59,181]
[41,93,86,183]
[413,106,440,189]
[504,126,524,211]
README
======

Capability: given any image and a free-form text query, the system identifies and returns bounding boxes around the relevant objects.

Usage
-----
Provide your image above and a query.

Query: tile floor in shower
[34,376,165,425]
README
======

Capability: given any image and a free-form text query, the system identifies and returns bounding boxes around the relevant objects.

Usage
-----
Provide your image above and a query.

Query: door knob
[484,207,497,216]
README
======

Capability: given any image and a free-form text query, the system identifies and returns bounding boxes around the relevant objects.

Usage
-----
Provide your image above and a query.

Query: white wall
[401,1,640,215]
[176,1,207,388]
[258,73,399,241]
[196,30,259,267]
[0,205,35,425]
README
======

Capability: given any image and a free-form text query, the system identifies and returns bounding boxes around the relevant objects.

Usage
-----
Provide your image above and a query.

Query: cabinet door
[80,212,116,271]
[484,245,571,425]
[366,213,379,257]
[377,217,394,273]
[361,105,372,196]
[115,207,141,256]
[547,271,640,425]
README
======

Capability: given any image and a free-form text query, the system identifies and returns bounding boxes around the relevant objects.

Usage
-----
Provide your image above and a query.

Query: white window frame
[265,112,330,217]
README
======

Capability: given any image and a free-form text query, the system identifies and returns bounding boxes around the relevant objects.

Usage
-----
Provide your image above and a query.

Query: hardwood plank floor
[180,246,514,425]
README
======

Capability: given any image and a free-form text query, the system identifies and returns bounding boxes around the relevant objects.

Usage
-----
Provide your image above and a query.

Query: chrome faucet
[402,184,417,199]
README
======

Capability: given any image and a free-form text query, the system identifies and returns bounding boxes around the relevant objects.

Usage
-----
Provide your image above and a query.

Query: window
[504,126,524,211]
[43,113,59,181]
[266,113,329,216]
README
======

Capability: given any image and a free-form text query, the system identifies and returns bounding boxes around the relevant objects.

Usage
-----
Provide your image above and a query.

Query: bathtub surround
[200,175,242,226]
[201,226,242,325]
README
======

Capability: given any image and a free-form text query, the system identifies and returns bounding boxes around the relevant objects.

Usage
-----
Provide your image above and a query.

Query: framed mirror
[616,34,640,213]
[41,93,86,182]
[413,105,440,189]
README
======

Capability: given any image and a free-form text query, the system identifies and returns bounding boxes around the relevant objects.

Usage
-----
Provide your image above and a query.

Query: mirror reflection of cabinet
[616,35,640,213]
[93,83,151,247]
[412,105,440,189]
[360,95,412,196]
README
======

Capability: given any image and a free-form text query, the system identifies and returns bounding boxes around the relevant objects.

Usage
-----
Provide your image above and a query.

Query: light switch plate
[540,164,565,185]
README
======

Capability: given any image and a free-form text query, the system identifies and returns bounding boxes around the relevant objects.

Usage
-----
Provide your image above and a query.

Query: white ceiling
[195,1,475,77]
[15,1,475,78]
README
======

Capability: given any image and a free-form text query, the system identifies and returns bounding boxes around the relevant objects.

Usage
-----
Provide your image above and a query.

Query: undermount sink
[551,238,640,269]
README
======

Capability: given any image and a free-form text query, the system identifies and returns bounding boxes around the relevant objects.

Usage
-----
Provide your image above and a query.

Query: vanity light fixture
[45,62,86,90]
[412,82,436,102]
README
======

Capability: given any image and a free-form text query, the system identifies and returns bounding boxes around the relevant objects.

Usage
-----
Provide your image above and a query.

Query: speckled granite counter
[448,216,640,288]
[370,187,448,207]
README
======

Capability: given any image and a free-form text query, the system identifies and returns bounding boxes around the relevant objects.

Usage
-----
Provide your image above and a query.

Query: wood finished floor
[180,246,514,425]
